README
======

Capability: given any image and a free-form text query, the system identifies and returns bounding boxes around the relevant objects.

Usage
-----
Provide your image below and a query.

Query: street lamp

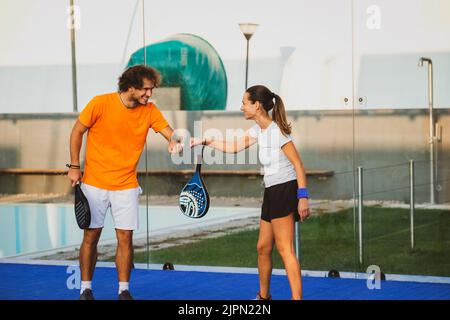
[239,23,259,90]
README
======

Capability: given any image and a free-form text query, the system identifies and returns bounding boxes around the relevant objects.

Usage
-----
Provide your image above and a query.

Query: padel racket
[179,145,210,218]
[74,183,91,229]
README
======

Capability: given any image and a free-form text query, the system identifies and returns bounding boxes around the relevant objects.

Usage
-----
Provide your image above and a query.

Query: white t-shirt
[248,121,297,188]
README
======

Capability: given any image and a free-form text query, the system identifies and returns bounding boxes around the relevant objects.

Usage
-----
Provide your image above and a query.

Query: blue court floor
[1,262,450,300]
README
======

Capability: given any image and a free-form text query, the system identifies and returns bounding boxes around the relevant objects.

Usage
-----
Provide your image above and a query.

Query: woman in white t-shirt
[190,85,310,300]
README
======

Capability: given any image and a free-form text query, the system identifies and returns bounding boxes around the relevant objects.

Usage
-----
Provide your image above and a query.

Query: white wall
[1,0,450,113]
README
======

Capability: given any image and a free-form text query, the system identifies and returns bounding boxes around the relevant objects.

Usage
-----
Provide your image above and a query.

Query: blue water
[0,203,259,258]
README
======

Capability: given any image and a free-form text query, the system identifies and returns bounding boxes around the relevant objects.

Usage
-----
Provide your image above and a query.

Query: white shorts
[80,183,141,231]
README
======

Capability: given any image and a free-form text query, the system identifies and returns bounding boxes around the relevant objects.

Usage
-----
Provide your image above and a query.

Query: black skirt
[261,179,300,222]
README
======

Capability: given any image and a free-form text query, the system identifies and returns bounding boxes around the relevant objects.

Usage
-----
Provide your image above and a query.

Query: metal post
[428,63,435,204]
[419,57,435,204]
[142,0,146,65]
[245,39,249,90]
[429,59,435,204]
[410,160,415,250]
[294,221,301,261]
[358,166,363,266]
[142,0,149,270]
[69,0,78,112]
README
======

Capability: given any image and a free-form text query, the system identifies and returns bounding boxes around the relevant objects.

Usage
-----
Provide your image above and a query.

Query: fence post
[410,160,415,250]
[358,166,364,267]
[295,222,301,261]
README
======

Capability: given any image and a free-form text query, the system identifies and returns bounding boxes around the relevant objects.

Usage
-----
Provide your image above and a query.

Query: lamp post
[69,0,78,112]
[239,23,259,90]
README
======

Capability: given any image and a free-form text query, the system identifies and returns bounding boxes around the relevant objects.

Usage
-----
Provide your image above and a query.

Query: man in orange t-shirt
[67,65,182,300]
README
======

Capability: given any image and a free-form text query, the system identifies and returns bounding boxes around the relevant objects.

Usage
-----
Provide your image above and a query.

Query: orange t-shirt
[79,92,169,190]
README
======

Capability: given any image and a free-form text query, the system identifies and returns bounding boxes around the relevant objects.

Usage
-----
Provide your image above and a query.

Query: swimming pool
[0,203,259,258]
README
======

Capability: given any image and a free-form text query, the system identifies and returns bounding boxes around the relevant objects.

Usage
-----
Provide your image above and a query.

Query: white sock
[80,281,92,294]
[118,282,129,294]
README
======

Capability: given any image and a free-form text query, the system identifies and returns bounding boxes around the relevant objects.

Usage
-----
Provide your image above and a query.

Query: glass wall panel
[353,0,450,277]
[139,0,359,281]
[0,0,361,297]
[0,0,76,259]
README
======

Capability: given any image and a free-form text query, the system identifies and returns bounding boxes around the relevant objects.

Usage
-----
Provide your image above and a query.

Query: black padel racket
[179,146,210,218]
[74,183,91,229]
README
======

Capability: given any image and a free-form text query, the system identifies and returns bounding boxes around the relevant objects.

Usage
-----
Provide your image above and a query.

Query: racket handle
[195,145,205,172]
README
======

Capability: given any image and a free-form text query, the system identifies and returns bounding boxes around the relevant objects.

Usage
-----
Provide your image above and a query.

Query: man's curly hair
[118,65,161,92]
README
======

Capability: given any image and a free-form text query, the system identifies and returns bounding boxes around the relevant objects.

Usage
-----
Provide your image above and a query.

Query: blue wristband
[297,188,309,199]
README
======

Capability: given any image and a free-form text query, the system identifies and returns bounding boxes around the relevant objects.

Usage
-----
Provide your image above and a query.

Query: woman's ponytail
[272,94,291,136]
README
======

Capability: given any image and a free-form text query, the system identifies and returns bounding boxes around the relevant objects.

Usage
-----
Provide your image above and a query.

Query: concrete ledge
[0,168,334,177]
